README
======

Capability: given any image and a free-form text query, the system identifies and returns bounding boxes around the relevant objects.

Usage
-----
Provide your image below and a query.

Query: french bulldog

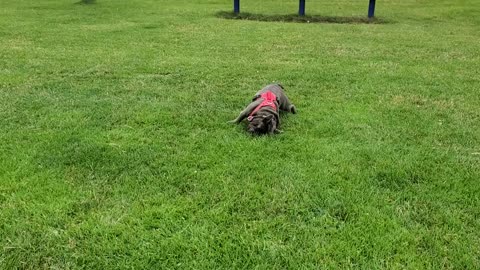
[230,84,296,135]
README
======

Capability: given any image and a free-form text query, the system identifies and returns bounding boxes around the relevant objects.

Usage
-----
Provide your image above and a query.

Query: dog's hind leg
[280,98,297,114]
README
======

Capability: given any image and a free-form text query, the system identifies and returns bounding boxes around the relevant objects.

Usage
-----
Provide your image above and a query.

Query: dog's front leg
[229,100,262,124]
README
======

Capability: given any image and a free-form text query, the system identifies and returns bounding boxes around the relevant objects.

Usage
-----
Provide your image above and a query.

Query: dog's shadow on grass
[75,0,96,5]
[216,11,389,24]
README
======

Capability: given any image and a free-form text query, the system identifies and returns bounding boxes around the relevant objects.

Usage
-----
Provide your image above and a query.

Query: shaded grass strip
[216,11,388,24]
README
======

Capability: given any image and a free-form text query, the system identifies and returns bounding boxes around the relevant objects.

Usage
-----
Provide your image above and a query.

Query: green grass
[1,0,479,268]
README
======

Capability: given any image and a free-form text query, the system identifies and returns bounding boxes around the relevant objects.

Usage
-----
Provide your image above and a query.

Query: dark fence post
[368,0,376,18]
[299,0,306,16]
[234,0,240,14]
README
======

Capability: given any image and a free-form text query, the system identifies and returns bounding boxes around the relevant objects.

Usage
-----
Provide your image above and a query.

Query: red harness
[247,91,277,122]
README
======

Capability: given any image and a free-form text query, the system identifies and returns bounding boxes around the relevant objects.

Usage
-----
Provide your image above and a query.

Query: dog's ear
[252,94,261,102]
[263,114,274,122]
[267,118,277,134]
[263,115,276,134]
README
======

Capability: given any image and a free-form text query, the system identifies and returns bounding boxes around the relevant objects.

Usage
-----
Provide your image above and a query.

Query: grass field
[1,0,480,268]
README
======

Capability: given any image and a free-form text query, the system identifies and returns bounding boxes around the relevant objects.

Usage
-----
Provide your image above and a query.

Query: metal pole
[234,0,240,14]
[368,0,376,18]
[299,0,306,16]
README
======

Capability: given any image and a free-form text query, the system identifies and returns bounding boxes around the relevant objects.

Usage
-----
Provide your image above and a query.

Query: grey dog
[230,84,296,134]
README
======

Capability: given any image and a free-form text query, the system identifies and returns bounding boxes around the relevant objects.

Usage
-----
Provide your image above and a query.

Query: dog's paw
[290,105,297,114]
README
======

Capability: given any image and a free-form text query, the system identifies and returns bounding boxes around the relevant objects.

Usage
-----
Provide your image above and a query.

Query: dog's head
[247,114,277,135]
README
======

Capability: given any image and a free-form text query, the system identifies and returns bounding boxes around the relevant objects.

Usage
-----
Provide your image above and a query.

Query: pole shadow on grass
[216,11,388,24]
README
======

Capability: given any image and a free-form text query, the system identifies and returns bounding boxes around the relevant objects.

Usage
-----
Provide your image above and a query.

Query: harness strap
[247,91,277,121]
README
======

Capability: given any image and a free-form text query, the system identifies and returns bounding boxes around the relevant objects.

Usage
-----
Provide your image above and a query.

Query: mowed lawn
[1,0,479,268]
